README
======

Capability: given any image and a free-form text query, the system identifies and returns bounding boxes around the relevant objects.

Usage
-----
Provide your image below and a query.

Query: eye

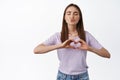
[74,12,79,15]
[67,13,71,15]
[66,11,71,15]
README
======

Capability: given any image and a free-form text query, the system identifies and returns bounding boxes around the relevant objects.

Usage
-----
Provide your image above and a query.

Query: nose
[70,14,74,19]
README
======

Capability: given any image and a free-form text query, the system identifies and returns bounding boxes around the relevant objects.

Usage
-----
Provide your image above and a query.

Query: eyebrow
[74,12,78,13]
[66,11,79,14]
[66,11,71,13]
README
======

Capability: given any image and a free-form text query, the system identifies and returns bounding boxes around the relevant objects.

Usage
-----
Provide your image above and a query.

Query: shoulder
[85,30,92,36]
[53,32,61,37]
[50,32,61,39]
[84,31,95,42]
[55,32,61,35]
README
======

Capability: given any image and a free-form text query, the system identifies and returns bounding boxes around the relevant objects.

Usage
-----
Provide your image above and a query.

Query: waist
[57,70,89,79]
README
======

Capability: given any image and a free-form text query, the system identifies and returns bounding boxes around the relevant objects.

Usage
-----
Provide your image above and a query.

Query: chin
[69,23,77,26]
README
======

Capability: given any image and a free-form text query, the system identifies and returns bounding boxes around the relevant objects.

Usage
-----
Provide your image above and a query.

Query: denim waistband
[58,70,88,76]
[57,70,89,80]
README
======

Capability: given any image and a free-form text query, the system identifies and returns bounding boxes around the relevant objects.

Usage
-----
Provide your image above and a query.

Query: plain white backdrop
[0,0,120,80]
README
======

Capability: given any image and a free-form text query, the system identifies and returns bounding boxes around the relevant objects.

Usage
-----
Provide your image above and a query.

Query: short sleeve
[42,32,60,46]
[86,31,103,49]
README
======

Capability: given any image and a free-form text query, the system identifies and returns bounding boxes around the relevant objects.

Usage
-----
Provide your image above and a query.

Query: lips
[71,19,75,22]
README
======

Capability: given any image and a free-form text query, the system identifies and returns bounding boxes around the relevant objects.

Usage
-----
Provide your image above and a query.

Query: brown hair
[61,3,86,42]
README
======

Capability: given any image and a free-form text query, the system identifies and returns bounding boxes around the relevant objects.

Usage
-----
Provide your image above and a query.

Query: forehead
[66,6,79,12]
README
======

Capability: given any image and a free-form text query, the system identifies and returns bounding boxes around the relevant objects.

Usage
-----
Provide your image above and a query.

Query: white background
[0,0,120,80]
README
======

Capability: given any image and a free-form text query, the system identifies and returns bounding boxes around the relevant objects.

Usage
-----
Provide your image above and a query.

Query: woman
[34,3,110,80]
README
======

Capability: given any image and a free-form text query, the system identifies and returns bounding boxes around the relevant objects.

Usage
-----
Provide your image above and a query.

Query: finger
[65,45,74,48]
[67,39,74,43]
[68,38,74,41]
[63,39,73,47]
[79,39,86,43]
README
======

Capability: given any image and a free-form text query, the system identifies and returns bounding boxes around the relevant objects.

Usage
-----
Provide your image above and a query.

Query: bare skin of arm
[34,39,110,58]
[33,39,73,54]
[79,39,111,58]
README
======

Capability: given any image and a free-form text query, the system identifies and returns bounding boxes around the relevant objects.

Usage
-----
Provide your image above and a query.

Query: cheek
[65,16,70,23]
[75,16,80,21]
[75,18,80,23]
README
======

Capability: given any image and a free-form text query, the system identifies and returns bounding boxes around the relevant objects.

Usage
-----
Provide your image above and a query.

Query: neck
[68,25,77,34]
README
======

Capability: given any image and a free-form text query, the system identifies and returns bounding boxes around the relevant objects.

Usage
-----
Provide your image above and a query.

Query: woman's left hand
[78,39,89,50]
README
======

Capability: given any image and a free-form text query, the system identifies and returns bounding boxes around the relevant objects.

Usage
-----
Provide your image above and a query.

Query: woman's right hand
[60,39,73,48]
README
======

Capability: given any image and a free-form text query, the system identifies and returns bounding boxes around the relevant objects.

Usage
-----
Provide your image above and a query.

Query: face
[65,6,80,26]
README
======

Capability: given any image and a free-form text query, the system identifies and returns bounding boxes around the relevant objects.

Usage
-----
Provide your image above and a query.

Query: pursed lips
[70,19,75,22]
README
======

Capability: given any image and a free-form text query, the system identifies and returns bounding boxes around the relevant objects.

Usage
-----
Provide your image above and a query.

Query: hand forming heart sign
[70,37,81,49]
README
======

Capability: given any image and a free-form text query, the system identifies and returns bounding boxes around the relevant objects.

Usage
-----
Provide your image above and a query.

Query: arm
[34,39,73,54]
[33,44,62,54]
[79,39,111,58]
[88,46,111,58]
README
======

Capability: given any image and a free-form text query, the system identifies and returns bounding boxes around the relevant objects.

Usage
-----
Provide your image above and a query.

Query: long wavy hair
[61,3,86,42]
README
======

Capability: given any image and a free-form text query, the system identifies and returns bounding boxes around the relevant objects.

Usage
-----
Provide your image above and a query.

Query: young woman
[34,3,110,80]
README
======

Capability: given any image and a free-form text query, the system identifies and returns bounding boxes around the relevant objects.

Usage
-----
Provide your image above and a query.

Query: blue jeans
[57,71,89,80]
